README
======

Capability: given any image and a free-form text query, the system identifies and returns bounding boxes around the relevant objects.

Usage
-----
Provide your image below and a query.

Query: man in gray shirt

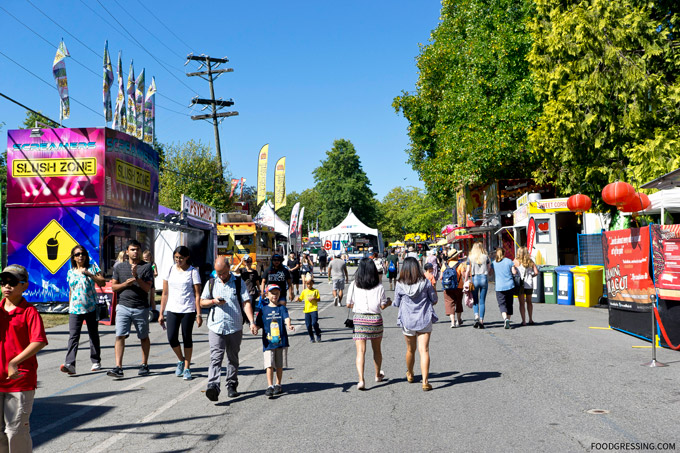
[329,253,349,306]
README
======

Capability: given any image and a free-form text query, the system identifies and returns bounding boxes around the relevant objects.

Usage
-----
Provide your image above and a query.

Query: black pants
[166,311,196,348]
[305,311,321,339]
[65,311,101,366]
[496,289,515,316]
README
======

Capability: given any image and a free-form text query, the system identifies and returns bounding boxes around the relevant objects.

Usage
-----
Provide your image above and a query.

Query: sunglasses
[73,252,85,257]
[1,277,26,287]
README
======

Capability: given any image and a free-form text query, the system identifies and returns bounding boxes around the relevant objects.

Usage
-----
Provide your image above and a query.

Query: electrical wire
[133,0,195,53]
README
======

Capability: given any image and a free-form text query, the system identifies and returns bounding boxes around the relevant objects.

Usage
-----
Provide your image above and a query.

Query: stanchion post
[642,294,667,367]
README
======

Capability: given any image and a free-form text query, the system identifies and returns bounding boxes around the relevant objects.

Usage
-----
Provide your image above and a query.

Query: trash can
[570,265,604,307]
[555,265,576,305]
[542,265,557,304]
[532,266,547,303]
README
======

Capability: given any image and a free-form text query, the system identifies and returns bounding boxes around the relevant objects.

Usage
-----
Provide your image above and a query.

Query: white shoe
[91,362,102,371]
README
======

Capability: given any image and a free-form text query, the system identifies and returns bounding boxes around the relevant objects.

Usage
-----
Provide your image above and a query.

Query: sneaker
[175,361,184,377]
[206,385,220,402]
[91,362,102,371]
[273,384,283,395]
[265,386,275,398]
[453,320,459,328]
[183,368,192,380]
[458,319,464,326]
[309,338,316,343]
[316,335,321,343]
[473,320,480,329]
[138,363,150,376]
[479,323,485,329]
[60,364,76,375]
[107,366,124,378]
[333,296,338,306]
[504,319,511,329]
[227,385,239,398]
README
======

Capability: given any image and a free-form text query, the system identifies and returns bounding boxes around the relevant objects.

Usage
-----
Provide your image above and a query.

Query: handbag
[512,270,523,295]
[463,290,474,309]
[344,307,354,329]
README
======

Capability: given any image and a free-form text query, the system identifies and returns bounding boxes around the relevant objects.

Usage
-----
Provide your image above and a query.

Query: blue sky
[0,0,441,200]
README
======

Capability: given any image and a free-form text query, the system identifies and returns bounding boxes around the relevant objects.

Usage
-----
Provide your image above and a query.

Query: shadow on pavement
[432,370,502,390]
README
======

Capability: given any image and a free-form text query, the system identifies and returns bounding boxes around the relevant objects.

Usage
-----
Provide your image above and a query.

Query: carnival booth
[253,200,289,255]
[319,209,383,257]
[6,127,160,309]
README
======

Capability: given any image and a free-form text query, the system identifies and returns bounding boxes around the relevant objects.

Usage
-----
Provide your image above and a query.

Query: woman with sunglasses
[158,246,202,380]
[61,245,107,375]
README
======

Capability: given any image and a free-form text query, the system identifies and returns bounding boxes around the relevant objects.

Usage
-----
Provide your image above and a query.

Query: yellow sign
[257,144,268,205]
[274,156,286,211]
[12,158,97,178]
[116,159,151,192]
[27,220,79,274]
[528,198,571,214]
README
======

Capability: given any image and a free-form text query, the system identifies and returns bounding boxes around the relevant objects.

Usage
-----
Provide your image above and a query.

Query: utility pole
[185,54,238,175]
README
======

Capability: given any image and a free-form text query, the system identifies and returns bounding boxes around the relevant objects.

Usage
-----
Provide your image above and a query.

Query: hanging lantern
[567,194,592,224]
[620,192,651,213]
[602,181,636,209]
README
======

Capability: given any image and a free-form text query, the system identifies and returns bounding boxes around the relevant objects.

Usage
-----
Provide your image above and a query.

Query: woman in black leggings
[158,246,202,380]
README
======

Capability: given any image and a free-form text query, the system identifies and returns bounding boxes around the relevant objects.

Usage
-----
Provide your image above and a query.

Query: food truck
[216,212,276,270]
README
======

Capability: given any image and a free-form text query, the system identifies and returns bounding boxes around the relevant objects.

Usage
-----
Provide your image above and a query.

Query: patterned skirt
[353,313,384,340]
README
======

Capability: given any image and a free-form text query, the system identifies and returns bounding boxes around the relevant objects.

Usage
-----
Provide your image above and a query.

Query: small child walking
[254,284,295,398]
[296,273,321,343]
[424,263,437,289]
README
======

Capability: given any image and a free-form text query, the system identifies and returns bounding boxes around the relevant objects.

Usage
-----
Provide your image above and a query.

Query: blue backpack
[388,260,397,273]
[442,263,460,290]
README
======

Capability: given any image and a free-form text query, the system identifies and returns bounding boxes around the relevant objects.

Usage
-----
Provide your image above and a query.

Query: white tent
[254,200,290,235]
[320,209,383,254]
[641,188,680,224]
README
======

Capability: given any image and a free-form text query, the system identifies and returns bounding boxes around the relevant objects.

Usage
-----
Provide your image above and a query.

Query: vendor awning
[641,168,680,190]
[105,216,201,234]
[451,234,479,242]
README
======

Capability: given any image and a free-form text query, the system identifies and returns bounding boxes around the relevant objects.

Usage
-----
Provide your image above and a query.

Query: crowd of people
[0,238,540,450]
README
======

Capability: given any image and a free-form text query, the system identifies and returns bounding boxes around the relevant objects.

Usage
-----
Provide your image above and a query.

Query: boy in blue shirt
[254,284,295,398]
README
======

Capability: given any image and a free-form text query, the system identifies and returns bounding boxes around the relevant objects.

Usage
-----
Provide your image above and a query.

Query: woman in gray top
[393,257,438,391]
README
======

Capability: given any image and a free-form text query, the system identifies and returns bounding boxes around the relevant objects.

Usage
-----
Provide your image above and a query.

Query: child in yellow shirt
[296,273,321,343]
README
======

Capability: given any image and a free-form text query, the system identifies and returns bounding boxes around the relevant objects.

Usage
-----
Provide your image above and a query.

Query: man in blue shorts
[108,239,155,378]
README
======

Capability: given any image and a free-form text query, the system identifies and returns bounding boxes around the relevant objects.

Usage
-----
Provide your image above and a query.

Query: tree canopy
[393,0,538,204]
[159,140,232,213]
[20,111,59,129]
[528,0,680,206]
[378,186,450,242]
[312,139,378,230]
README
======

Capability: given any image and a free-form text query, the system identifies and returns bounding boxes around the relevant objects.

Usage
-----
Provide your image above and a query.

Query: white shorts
[263,347,288,369]
[402,322,433,336]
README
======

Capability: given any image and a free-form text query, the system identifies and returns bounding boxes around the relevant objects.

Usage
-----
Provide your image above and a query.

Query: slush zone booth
[6,127,159,311]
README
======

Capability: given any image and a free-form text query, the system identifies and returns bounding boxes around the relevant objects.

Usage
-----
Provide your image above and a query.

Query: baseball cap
[0,264,29,283]
[265,284,281,293]
[243,255,253,262]
[303,250,310,255]
[271,254,283,261]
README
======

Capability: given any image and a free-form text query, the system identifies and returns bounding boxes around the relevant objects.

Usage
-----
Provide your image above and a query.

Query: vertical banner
[135,69,145,139]
[230,178,239,198]
[125,61,136,136]
[103,41,114,123]
[602,227,654,311]
[257,144,268,205]
[527,217,536,255]
[650,224,680,300]
[297,206,305,249]
[112,51,126,131]
[239,177,246,199]
[289,202,300,241]
[52,40,70,122]
[274,157,286,211]
[144,77,156,144]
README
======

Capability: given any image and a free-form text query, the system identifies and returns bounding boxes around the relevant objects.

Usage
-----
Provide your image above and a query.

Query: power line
[134,0,195,53]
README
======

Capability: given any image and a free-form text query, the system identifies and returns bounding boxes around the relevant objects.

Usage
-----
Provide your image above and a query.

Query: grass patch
[40,313,70,328]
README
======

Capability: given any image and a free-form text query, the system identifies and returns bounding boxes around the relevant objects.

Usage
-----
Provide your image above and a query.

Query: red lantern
[620,193,651,213]
[567,194,592,224]
[602,181,636,208]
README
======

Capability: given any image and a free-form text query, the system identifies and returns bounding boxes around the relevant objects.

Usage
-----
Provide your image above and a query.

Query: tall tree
[313,139,378,229]
[528,0,680,205]
[20,111,59,129]
[378,186,449,242]
[393,0,538,204]
[159,140,232,213]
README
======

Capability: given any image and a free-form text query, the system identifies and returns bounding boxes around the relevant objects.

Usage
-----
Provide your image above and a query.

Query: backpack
[206,275,248,324]
[442,263,461,290]
[374,258,384,272]
[388,259,397,273]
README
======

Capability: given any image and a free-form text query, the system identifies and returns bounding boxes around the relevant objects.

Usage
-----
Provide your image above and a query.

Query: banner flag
[289,202,300,239]
[52,40,70,121]
[239,177,246,199]
[297,206,305,248]
[274,157,286,211]
[143,77,156,144]
[230,178,239,198]
[257,144,268,205]
[103,41,114,122]
[135,69,145,139]
[112,51,126,131]
[125,61,136,136]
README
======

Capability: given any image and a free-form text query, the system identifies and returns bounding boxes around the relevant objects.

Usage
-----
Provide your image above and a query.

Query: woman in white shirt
[347,258,392,391]
[159,246,202,380]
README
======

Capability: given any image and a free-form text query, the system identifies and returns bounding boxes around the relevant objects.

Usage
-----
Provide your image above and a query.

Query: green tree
[378,186,449,241]
[159,140,232,213]
[393,0,538,204]
[19,111,59,129]
[528,0,680,206]
[313,139,378,229]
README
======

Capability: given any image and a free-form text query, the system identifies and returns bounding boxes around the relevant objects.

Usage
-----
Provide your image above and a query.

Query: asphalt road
[32,268,680,452]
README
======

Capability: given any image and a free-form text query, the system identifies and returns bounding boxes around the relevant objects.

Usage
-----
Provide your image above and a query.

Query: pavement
[32,268,680,452]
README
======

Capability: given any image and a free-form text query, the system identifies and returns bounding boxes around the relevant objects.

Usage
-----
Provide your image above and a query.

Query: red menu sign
[651,224,680,301]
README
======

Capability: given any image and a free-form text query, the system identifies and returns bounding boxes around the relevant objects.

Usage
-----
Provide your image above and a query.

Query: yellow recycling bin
[569,265,604,307]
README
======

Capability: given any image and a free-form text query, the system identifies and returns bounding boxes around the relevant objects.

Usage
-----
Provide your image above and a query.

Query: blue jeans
[304,311,321,339]
[472,275,488,320]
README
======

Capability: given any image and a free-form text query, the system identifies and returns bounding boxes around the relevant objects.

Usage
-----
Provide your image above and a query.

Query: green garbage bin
[542,265,557,304]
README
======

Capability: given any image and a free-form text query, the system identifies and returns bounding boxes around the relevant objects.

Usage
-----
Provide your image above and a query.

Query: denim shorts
[115,305,150,339]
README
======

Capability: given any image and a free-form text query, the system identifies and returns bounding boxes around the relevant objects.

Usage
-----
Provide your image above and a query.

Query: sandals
[422,383,432,391]
[406,371,414,383]
[375,371,386,382]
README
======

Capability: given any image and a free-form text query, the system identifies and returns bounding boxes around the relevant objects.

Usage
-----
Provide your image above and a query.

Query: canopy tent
[320,209,383,255]
[641,188,680,224]
[253,200,290,236]
[431,238,448,246]
[389,241,405,247]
